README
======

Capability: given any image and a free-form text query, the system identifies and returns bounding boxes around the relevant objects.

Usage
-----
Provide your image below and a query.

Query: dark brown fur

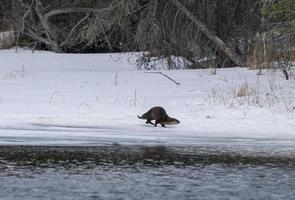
[138,106,180,127]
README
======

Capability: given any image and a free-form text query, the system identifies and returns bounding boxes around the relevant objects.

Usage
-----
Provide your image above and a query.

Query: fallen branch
[145,71,180,85]
[171,0,246,67]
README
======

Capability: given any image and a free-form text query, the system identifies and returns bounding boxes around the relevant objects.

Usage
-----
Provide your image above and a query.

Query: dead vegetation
[246,31,295,80]
[207,70,294,112]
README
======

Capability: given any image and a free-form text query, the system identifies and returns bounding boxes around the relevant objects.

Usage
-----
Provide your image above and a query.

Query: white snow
[0,48,294,146]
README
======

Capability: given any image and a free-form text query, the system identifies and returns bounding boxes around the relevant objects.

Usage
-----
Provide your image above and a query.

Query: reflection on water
[1,165,295,200]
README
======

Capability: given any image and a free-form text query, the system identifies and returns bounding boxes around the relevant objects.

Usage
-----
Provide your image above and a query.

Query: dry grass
[207,71,294,112]
[236,83,251,97]
[246,37,294,73]
[247,41,276,70]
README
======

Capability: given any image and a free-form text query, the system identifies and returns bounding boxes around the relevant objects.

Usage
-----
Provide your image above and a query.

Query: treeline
[1,0,294,74]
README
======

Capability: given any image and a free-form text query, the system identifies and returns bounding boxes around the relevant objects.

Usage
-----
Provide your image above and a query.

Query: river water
[1,144,295,200]
[1,165,295,200]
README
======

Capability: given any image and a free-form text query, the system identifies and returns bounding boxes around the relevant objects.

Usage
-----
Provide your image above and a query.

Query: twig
[145,71,180,85]
[114,71,119,86]
[79,103,92,110]
[60,13,91,47]
[49,91,65,104]
[134,89,137,107]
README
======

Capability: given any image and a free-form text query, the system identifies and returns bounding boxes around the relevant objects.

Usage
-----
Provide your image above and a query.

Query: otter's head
[165,117,180,125]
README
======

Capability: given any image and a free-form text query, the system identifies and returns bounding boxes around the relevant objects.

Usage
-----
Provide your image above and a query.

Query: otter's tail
[137,115,143,119]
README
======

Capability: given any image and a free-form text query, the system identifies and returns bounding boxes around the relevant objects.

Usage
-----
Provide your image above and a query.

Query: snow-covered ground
[0,49,294,146]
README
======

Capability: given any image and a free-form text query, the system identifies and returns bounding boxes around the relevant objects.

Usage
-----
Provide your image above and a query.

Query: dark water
[1,165,295,200]
[1,145,295,200]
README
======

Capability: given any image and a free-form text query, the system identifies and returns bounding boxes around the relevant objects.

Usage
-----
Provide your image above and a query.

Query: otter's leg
[146,120,154,126]
[155,120,160,127]
[161,124,166,128]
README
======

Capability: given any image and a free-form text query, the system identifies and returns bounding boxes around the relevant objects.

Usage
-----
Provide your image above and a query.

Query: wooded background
[0,0,294,76]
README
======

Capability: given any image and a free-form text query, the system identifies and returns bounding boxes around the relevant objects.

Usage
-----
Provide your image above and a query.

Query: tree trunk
[171,0,247,67]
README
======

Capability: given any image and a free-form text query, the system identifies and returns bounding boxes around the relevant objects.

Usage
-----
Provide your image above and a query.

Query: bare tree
[15,0,145,53]
[171,0,247,67]
[11,0,264,71]
[134,0,261,69]
[15,0,111,52]
[251,0,295,80]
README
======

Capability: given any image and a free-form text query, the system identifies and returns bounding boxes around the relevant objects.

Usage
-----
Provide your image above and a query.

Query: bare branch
[60,13,90,47]
[26,28,51,45]
[145,71,180,85]
[43,7,109,23]
[171,0,247,67]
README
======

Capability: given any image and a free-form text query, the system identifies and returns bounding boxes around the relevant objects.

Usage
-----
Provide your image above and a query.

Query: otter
[138,106,180,127]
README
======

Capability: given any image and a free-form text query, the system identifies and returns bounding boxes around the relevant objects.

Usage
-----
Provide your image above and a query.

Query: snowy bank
[0,49,294,145]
